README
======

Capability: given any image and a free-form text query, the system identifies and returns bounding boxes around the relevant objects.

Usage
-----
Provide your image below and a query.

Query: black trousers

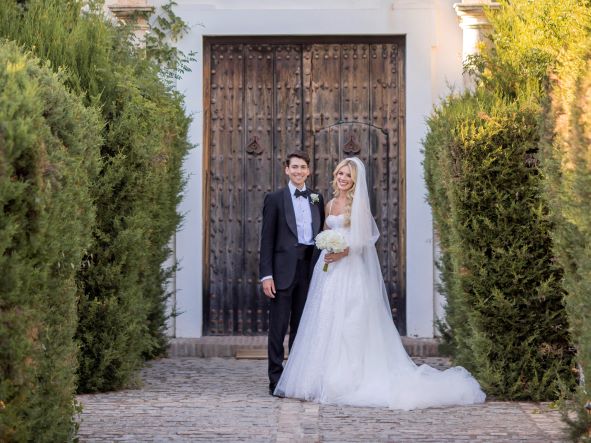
[268,246,314,387]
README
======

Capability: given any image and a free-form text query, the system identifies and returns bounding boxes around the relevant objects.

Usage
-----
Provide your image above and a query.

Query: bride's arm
[323,200,332,230]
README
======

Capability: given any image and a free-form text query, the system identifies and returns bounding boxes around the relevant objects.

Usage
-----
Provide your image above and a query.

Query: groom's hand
[262,279,276,299]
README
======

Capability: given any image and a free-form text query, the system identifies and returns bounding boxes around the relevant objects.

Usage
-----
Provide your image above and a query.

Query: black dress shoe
[270,388,284,398]
[270,382,285,397]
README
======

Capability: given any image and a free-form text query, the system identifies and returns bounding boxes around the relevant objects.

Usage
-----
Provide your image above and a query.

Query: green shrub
[542,39,591,441]
[0,41,102,442]
[76,67,190,391]
[0,0,191,392]
[469,0,591,101]
[423,0,591,404]
[424,91,574,400]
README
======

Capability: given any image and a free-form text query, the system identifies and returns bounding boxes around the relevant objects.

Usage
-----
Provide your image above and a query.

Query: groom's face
[285,157,310,189]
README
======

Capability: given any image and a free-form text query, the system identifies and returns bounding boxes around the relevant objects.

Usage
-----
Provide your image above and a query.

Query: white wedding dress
[274,158,486,410]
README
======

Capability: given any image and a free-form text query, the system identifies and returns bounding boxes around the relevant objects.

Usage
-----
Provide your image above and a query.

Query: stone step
[168,336,442,359]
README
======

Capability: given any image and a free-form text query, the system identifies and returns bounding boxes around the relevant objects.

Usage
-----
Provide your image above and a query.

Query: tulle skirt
[274,249,486,410]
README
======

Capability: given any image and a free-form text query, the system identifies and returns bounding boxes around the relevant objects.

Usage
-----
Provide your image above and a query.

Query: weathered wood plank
[396,41,407,334]
[341,44,371,173]
[309,44,341,198]
[203,41,212,335]
[370,43,403,330]
[244,44,274,334]
[302,44,314,156]
[274,45,303,189]
[209,44,244,334]
[209,43,227,334]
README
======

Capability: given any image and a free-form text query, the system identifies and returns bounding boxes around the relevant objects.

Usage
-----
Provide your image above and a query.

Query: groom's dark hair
[285,150,310,166]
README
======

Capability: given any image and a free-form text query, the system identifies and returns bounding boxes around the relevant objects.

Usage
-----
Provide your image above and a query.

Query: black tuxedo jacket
[259,186,325,290]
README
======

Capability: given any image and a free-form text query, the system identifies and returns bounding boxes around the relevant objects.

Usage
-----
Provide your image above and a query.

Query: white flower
[315,230,347,253]
[315,230,348,271]
[309,193,320,204]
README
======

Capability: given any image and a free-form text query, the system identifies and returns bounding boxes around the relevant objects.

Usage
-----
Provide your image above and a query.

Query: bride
[274,157,486,410]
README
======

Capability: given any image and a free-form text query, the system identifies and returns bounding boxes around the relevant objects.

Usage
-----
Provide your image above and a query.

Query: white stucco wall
[145,0,463,338]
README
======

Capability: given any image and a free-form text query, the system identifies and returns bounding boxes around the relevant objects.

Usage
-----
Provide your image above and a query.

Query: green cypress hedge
[423,91,574,400]
[543,41,591,440]
[0,41,102,441]
[423,0,591,404]
[0,0,191,392]
[76,66,190,391]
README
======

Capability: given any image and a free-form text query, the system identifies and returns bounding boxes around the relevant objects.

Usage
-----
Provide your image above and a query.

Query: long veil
[347,157,396,318]
[348,157,380,250]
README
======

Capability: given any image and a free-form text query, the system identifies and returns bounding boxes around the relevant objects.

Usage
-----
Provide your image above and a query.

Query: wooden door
[204,37,405,335]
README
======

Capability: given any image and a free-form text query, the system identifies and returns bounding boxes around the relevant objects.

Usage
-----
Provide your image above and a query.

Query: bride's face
[335,165,354,191]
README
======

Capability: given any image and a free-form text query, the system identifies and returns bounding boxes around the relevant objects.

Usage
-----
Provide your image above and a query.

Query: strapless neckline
[326,213,347,230]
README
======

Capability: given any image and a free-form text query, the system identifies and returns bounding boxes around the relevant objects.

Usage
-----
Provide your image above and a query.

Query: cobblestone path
[77,358,566,442]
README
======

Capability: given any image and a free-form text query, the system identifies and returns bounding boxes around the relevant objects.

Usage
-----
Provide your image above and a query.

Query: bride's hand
[324,248,349,264]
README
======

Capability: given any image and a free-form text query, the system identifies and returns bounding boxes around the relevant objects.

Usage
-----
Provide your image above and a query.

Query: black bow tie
[294,189,309,198]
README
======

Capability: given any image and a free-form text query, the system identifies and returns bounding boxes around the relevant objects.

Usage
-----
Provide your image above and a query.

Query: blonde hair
[331,159,357,226]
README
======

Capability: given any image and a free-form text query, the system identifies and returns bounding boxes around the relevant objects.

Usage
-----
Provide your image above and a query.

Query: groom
[259,151,324,396]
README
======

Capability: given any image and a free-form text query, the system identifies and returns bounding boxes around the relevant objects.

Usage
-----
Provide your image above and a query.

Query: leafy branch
[142,0,197,81]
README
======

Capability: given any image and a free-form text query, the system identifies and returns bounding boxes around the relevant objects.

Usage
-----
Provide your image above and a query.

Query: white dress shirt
[288,181,314,246]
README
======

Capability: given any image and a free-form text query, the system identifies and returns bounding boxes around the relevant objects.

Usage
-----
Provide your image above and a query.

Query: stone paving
[77,357,567,442]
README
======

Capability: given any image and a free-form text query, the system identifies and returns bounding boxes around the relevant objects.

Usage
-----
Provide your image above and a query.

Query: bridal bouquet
[315,230,348,272]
